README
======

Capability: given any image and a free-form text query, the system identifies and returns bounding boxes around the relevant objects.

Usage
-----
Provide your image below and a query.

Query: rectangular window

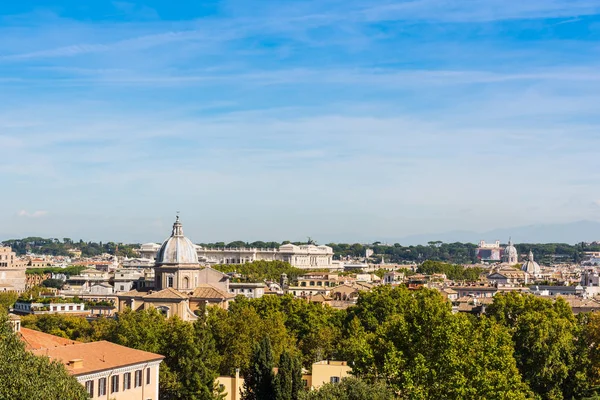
[330,376,340,384]
[146,368,151,385]
[98,378,107,396]
[123,372,131,390]
[135,370,143,387]
[85,380,94,397]
[111,375,119,393]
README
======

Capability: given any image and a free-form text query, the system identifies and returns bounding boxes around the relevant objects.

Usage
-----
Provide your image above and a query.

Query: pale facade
[140,241,335,270]
[65,269,110,293]
[12,300,86,315]
[229,282,265,299]
[0,246,27,292]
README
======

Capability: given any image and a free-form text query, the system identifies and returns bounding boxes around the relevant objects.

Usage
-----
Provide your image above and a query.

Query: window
[167,276,174,288]
[98,378,107,396]
[330,376,340,384]
[111,375,120,393]
[85,380,94,397]
[120,285,125,291]
[123,372,131,390]
[302,379,308,387]
[135,370,143,387]
[146,368,151,385]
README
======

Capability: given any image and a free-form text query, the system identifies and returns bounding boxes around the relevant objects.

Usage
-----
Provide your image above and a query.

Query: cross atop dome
[172,214,184,237]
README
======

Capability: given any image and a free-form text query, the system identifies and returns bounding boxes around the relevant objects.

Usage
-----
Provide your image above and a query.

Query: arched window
[183,277,189,289]
[156,306,170,317]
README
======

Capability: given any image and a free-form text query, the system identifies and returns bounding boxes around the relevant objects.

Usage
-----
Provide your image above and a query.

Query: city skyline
[2,0,600,242]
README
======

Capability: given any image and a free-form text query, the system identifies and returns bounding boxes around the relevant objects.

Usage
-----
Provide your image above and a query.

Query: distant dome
[503,238,519,264]
[155,216,199,265]
[505,244,517,258]
[522,250,541,277]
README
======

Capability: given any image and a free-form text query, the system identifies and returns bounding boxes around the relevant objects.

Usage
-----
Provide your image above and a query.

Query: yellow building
[216,360,352,400]
[305,360,352,389]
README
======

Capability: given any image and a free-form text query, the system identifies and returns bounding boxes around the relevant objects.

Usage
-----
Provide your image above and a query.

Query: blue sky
[1,0,600,244]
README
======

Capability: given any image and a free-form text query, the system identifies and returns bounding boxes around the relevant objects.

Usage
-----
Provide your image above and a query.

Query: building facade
[0,246,27,292]
[16,319,164,400]
[140,238,335,270]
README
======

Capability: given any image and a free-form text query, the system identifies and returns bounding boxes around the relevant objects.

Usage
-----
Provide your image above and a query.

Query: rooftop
[20,328,163,376]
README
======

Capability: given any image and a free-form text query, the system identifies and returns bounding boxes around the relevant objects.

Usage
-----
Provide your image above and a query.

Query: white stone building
[0,246,27,292]
[140,237,335,270]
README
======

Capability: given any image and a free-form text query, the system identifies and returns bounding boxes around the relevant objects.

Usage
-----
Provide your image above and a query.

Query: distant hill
[393,220,600,246]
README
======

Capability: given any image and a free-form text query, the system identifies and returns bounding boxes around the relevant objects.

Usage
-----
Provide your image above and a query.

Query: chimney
[68,359,84,369]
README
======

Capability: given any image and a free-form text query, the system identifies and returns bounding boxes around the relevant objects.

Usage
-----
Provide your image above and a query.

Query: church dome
[156,216,199,265]
[521,250,541,276]
[504,243,517,258]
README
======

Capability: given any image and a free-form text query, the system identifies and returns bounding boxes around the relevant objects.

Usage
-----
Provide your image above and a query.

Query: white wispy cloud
[17,210,48,218]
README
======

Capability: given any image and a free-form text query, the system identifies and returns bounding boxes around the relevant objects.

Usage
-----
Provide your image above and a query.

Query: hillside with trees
[3,236,596,265]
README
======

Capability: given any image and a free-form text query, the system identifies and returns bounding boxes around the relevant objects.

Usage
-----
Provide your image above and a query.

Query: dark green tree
[486,292,585,400]
[243,336,277,400]
[276,350,303,400]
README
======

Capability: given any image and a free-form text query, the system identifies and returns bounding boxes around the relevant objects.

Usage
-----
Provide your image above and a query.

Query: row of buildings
[139,238,336,270]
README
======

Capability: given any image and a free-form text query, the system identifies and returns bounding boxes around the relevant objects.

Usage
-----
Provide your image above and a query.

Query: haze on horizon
[1,0,600,244]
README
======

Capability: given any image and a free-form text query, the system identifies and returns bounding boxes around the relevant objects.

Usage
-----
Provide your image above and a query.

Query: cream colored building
[140,236,335,270]
[0,246,27,292]
[216,360,352,400]
[15,316,164,400]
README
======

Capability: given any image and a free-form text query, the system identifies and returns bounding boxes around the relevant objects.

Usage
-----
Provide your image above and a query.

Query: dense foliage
[0,312,89,400]
[2,237,138,257]
[26,265,86,276]
[16,288,600,399]
[299,377,395,400]
[417,260,485,281]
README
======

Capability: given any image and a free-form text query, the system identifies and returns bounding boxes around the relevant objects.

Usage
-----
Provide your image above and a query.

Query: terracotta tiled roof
[143,287,188,300]
[310,294,332,303]
[191,284,235,300]
[118,289,143,297]
[20,328,77,351]
[27,339,163,376]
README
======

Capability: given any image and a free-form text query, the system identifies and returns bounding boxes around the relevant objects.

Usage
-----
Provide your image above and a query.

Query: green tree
[0,313,89,400]
[41,278,65,289]
[243,336,277,400]
[21,313,92,341]
[345,286,531,399]
[276,350,303,400]
[486,292,582,400]
[299,377,394,400]
[159,316,223,400]
[0,292,18,312]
